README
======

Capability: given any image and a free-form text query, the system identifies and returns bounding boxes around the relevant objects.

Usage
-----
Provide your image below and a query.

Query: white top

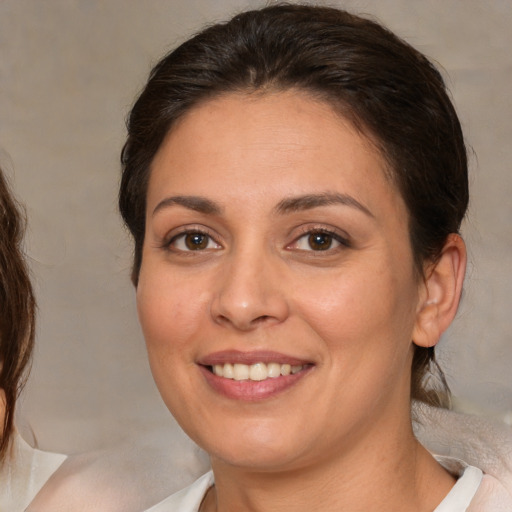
[144,459,483,512]
[435,457,483,511]
[0,430,67,512]
[1,427,209,512]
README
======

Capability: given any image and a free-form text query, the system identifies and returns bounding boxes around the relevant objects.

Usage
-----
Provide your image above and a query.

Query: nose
[210,249,290,331]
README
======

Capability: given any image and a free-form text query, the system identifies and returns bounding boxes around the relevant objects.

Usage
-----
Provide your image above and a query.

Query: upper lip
[198,350,312,367]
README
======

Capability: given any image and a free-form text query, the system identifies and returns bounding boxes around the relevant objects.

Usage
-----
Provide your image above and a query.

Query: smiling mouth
[199,355,314,400]
[209,362,306,381]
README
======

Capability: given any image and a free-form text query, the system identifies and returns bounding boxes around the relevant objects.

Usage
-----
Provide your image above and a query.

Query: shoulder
[467,473,512,511]
[0,431,67,512]
[27,435,209,512]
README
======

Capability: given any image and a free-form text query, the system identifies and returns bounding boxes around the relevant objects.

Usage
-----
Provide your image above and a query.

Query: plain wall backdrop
[0,0,511,455]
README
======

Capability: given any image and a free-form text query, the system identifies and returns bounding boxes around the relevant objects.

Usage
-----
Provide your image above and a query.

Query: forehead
[147,90,403,218]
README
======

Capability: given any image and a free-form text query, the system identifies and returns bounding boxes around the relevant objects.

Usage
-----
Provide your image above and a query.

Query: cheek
[292,261,418,357]
[135,268,210,416]
[136,266,209,359]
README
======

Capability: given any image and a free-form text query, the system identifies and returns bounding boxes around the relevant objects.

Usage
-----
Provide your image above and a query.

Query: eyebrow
[152,192,373,218]
[275,193,374,217]
[152,195,222,216]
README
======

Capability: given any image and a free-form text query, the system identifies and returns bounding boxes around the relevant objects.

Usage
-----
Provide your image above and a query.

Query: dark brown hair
[120,4,468,405]
[0,167,35,460]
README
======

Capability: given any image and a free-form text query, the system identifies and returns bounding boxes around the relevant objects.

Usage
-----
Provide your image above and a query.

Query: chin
[209,443,306,473]
[188,416,317,472]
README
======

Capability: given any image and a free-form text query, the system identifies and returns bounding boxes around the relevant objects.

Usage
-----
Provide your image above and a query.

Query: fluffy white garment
[414,402,512,510]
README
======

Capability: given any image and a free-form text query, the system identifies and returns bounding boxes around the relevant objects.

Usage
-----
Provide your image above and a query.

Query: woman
[0,165,67,510]
[119,4,511,511]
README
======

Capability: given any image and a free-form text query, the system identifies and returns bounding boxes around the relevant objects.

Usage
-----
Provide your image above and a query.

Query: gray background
[0,0,510,455]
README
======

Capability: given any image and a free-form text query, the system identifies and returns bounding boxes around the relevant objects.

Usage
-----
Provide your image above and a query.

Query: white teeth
[211,362,304,381]
[267,362,281,378]
[233,363,249,381]
[249,363,268,381]
[223,363,234,379]
[280,364,291,376]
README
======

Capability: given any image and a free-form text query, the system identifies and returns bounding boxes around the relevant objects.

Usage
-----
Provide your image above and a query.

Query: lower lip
[199,365,313,401]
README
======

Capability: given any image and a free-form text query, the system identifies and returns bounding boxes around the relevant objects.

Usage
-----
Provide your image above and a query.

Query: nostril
[214,313,276,330]
[215,314,230,326]
[253,315,271,324]
[210,290,289,330]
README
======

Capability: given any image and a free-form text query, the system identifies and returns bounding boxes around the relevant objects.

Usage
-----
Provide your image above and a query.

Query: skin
[0,389,7,462]
[0,389,5,431]
[137,90,466,511]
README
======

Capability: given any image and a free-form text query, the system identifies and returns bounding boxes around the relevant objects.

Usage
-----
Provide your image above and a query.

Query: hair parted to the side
[0,167,35,462]
[119,3,468,407]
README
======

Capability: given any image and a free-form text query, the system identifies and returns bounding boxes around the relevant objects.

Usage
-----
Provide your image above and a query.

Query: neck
[204,411,455,512]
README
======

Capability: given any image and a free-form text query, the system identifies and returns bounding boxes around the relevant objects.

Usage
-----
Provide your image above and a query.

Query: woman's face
[137,91,424,471]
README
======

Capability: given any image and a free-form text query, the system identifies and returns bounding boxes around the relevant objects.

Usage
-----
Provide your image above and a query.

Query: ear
[413,234,467,348]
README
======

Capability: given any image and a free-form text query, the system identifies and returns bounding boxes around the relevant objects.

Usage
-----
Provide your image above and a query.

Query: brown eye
[170,231,220,252]
[185,233,209,250]
[290,229,348,253]
[308,232,333,251]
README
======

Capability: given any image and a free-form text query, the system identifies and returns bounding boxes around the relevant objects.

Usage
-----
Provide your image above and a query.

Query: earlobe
[413,234,467,348]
